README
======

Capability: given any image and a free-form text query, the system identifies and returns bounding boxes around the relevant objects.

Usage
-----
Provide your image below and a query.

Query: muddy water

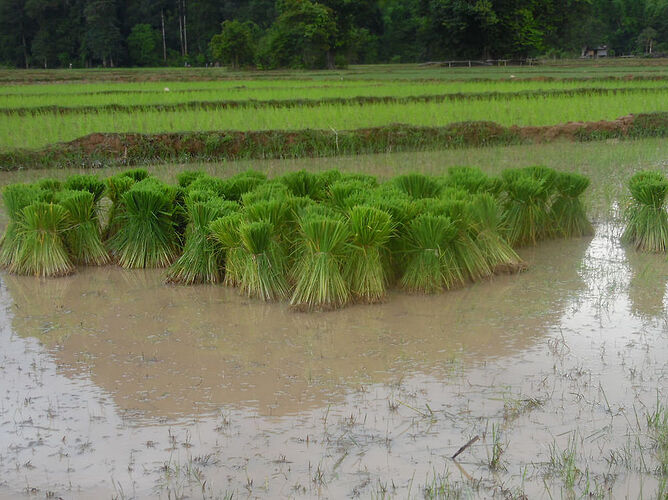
[0,224,666,499]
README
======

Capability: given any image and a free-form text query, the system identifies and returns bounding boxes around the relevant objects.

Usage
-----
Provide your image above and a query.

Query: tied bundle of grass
[63,175,106,205]
[446,166,499,195]
[400,214,461,293]
[0,184,42,269]
[177,170,205,188]
[242,181,290,205]
[37,178,63,193]
[280,170,325,200]
[166,196,239,284]
[468,193,525,273]
[393,173,442,199]
[345,206,394,303]
[502,171,551,247]
[121,168,150,182]
[13,202,74,277]
[209,212,245,287]
[57,190,109,265]
[622,171,668,253]
[550,172,593,238]
[290,211,351,310]
[327,179,370,212]
[108,182,179,268]
[104,174,136,239]
[237,221,289,301]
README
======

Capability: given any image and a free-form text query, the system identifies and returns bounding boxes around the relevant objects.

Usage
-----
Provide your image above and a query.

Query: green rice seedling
[339,173,378,188]
[622,171,668,253]
[445,166,498,194]
[316,169,343,189]
[327,179,370,212]
[345,205,394,303]
[550,172,593,238]
[104,174,136,239]
[400,214,461,293]
[468,193,525,273]
[209,212,245,287]
[57,190,109,265]
[37,178,63,193]
[244,198,293,235]
[290,211,351,310]
[176,170,205,188]
[63,174,106,204]
[237,220,289,301]
[166,195,239,284]
[280,170,325,200]
[13,202,74,277]
[108,183,179,268]
[502,172,551,246]
[0,184,42,269]
[188,175,228,197]
[121,168,150,182]
[220,173,266,202]
[241,181,290,205]
[393,173,442,199]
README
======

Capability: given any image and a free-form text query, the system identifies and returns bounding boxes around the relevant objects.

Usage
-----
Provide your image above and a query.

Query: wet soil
[0,223,666,498]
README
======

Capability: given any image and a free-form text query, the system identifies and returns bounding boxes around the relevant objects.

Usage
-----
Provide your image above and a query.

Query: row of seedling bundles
[0,166,592,310]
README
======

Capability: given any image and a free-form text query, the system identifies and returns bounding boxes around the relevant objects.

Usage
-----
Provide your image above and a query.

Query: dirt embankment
[0,112,666,171]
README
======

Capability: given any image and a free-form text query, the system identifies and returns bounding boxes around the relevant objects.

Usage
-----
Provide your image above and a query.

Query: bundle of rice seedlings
[237,220,289,301]
[280,170,325,200]
[241,181,290,205]
[0,184,42,269]
[468,193,525,273]
[393,173,442,199]
[502,173,551,246]
[339,172,378,188]
[345,205,394,303]
[400,214,461,293]
[104,174,136,239]
[13,202,74,277]
[121,168,150,182]
[57,190,109,265]
[63,175,106,204]
[244,198,293,236]
[209,212,245,286]
[221,174,266,201]
[166,195,239,284]
[550,172,593,238]
[290,211,351,310]
[621,171,668,253]
[108,183,178,268]
[188,175,228,197]
[445,166,497,194]
[442,199,493,282]
[37,178,63,193]
[327,179,370,211]
[177,170,205,188]
[317,169,343,189]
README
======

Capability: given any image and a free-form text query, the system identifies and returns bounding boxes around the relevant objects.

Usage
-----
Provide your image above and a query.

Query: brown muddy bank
[1,112,667,171]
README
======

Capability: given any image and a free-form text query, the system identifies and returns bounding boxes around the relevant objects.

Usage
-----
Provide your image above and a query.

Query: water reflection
[2,235,593,419]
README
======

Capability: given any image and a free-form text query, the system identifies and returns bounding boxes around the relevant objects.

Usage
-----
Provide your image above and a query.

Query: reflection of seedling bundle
[0,166,595,308]
[622,171,668,253]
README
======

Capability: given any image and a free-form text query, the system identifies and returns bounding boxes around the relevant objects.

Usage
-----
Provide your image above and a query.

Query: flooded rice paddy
[0,220,666,499]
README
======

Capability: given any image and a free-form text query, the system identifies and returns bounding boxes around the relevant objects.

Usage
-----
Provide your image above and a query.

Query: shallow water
[0,223,666,499]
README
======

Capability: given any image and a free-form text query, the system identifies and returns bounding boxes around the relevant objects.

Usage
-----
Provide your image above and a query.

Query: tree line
[1,0,667,69]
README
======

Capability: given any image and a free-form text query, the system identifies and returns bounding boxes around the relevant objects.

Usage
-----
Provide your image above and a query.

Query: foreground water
[0,223,666,499]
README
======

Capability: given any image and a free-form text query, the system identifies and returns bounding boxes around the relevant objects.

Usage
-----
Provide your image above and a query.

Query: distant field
[1,62,667,166]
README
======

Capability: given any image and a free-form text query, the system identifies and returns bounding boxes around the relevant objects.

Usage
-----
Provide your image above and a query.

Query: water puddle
[0,224,666,498]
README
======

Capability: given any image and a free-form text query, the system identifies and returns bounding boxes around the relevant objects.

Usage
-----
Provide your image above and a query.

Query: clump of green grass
[502,169,551,246]
[401,214,461,293]
[280,170,325,200]
[13,202,74,277]
[345,205,394,303]
[63,174,106,205]
[209,212,245,287]
[621,171,668,253]
[237,220,289,301]
[104,174,136,239]
[176,170,205,188]
[290,210,351,310]
[241,181,290,205]
[166,195,238,284]
[108,180,179,268]
[393,173,442,199]
[0,183,42,270]
[57,190,109,265]
[550,172,593,238]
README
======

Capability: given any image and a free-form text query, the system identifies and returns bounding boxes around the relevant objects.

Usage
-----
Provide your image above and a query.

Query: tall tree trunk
[22,34,29,69]
[178,1,184,56]
[183,0,188,57]
[161,10,167,62]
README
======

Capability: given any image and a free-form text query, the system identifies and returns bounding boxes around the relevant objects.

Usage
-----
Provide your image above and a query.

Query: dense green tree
[209,20,257,68]
[128,23,161,66]
[83,0,123,66]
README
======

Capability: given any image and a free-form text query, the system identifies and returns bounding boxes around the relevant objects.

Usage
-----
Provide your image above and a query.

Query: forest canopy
[1,0,667,69]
